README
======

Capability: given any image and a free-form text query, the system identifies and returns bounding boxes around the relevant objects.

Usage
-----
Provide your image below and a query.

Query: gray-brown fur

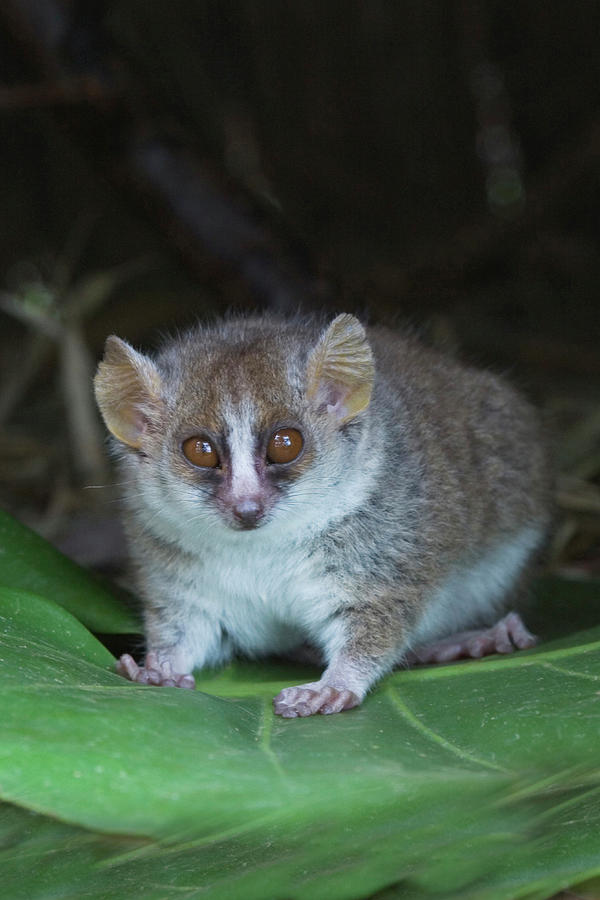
[94,312,552,716]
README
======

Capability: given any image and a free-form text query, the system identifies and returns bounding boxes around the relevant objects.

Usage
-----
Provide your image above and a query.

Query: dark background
[0,0,598,575]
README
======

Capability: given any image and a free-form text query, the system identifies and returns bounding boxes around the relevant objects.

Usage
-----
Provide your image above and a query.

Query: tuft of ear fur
[94,336,163,448]
[306,314,375,424]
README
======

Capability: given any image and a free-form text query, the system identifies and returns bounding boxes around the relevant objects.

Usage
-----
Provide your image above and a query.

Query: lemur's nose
[232,498,265,529]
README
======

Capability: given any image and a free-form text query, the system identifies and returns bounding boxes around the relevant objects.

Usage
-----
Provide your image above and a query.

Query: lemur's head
[94,314,375,534]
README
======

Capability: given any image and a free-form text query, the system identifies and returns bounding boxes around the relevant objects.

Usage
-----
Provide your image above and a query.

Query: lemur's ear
[306,314,374,424]
[94,336,163,448]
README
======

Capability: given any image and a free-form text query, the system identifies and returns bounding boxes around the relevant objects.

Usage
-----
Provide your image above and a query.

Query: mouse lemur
[94,312,551,717]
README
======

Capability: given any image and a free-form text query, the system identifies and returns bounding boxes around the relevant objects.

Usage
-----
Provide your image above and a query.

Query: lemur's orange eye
[266,428,303,464]
[182,436,219,468]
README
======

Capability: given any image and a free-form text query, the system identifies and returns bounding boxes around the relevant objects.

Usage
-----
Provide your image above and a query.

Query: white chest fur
[185,532,334,655]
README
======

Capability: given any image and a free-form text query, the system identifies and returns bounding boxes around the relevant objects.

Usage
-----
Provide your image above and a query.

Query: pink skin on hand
[272,611,537,718]
[116,611,537,717]
[273,683,360,718]
[116,652,195,689]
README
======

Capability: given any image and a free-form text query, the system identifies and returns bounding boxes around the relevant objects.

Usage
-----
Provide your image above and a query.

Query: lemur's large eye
[266,428,303,464]
[182,436,219,468]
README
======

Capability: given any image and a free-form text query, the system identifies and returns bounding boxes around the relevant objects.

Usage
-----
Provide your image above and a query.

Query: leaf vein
[385,684,509,773]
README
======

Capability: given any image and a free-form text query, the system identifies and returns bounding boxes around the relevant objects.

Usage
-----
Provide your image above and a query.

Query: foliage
[0,509,138,633]
[1,512,600,899]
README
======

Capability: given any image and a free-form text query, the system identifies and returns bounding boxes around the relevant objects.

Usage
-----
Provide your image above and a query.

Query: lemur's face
[94,314,374,534]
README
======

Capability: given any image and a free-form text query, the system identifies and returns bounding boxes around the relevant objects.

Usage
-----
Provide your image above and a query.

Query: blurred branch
[557,408,600,478]
[0,287,62,338]
[130,139,318,312]
[0,0,330,313]
[406,118,600,290]
[0,247,153,484]
[459,0,525,218]
[0,280,107,483]
[0,333,52,426]
[557,476,600,515]
[61,256,156,318]
[59,321,107,482]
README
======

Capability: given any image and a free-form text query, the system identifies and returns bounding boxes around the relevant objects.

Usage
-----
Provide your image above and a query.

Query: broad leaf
[1,573,600,899]
[0,508,139,633]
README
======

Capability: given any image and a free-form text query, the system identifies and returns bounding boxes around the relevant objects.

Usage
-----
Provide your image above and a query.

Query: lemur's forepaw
[116,652,196,689]
[273,683,360,717]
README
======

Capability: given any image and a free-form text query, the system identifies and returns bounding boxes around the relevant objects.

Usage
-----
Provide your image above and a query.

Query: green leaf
[0,509,139,633]
[1,576,600,899]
